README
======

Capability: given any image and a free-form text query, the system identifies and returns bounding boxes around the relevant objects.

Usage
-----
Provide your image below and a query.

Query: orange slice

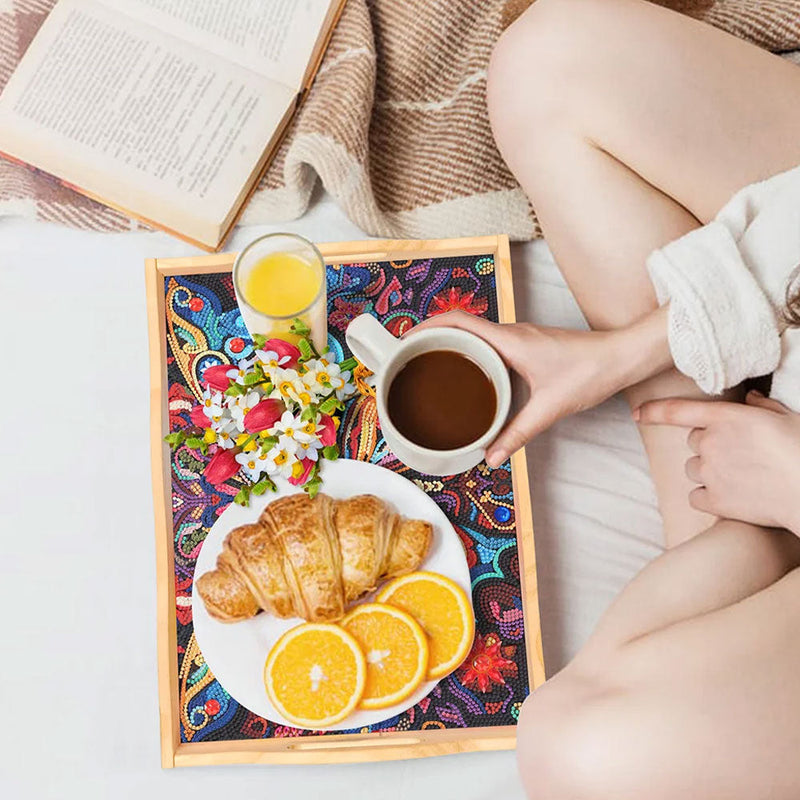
[376,572,474,680]
[341,603,429,710]
[264,623,366,728]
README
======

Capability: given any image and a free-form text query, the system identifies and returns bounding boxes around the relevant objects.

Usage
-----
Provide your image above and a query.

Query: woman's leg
[516,522,800,800]
[487,0,800,545]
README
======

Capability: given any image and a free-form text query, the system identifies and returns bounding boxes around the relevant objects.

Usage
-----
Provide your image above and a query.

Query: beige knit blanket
[1,0,799,241]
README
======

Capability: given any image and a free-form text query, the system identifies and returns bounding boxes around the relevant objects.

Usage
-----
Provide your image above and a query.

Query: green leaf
[319,395,342,414]
[164,431,186,448]
[199,441,209,456]
[259,436,279,455]
[304,477,322,499]
[338,357,357,372]
[243,371,262,385]
[300,405,317,422]
[252,477,277,496]
[252,333,268,349]
[233,486,251,506]
[298,338,313,361]
[291,317,311,338]
[323,445,339,461]
[185,436,203,449]
[225,382,245,397]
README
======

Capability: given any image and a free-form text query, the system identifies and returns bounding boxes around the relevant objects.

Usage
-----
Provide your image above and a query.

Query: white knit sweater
[646,165,800,412]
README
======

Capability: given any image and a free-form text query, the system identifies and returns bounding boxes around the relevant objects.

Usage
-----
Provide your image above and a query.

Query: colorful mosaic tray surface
[164,254,530,742]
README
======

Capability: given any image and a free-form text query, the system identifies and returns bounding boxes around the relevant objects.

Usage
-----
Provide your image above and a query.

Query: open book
[0,0,346,250]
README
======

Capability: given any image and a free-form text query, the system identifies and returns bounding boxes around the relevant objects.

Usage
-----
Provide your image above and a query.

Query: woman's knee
[487,0,586,155]
[704,519,800,578]
[516,670,647,800]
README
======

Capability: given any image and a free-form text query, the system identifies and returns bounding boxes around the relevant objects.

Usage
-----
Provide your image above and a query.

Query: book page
[0,0,296,240]
[101,0,334,89]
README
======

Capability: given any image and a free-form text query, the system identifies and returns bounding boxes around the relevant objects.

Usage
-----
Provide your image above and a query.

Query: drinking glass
[232,232,327,351]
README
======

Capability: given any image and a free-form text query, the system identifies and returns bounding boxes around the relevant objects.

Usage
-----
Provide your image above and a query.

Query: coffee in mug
[387,351,497,450]
[345,314,511,476]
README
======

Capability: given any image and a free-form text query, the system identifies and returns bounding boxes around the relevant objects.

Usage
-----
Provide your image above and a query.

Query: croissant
[196,493,432,623]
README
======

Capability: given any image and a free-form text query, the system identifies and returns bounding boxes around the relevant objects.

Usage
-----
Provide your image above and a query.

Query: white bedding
[0,191,664,799]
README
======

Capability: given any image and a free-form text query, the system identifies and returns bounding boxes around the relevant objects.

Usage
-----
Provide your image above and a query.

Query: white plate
[192,459,473,731]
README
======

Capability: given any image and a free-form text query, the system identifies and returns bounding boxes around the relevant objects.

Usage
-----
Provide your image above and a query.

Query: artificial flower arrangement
[165,319,357,505]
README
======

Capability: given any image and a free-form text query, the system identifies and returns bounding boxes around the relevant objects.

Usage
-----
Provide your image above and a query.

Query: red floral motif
[175,576,193,626]
[430,286,488,316]
[241,712,268,738]
[375,275,404,315]
[490,467,513,496]
[273,725,304,738]
[455,525,477,569]
[384,314,416,338]
[329,297,368,330]
[168,383,194,430]
[459,633,517,693]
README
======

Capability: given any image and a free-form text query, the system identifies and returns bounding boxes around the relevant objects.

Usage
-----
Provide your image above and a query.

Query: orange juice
[243,252,321,317]
[233,233,328,350]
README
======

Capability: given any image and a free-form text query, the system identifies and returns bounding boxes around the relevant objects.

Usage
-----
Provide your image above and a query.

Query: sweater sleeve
[646,220,782,395]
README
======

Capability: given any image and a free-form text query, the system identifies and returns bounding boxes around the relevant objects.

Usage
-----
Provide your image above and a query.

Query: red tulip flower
[318,413,337,447]
[244,399,285,433]
[261,339,301,368]
[203,363,235,392]
[190,405,212,428]
[204,448,240,485]
[288,457,316,486]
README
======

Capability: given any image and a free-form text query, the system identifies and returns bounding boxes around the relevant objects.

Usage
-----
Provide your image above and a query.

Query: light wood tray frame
[146,235,545,768]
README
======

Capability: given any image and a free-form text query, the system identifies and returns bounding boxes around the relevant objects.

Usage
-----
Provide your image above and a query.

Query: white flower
[200,387,225,421]
[333,370,356,401]
[214,419,238,449]
[303,358,341,390]
[293,416,324,460]
[230,390,261,432]
[268,368,307,405]
[266,445,298,479]
[226,356,256,386]
[235,449,272,481]
[301,436,323,461]
[257,348,292,371]
[272,410,316,455]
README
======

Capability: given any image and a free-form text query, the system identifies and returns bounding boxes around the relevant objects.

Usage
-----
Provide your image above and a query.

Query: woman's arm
[638,392,800,536]
[413,306,673,466]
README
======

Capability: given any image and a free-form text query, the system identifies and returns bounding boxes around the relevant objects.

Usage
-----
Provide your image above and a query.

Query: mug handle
[345,314,400,372]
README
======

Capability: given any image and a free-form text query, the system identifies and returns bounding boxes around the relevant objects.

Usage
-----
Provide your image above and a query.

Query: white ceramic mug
[345,314,511,475]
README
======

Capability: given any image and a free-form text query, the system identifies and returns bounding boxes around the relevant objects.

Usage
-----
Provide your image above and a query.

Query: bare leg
[487,0,800,545]
[516,521,800,799]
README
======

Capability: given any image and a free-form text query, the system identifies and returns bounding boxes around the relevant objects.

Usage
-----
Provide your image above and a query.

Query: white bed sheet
[0,191,664,799]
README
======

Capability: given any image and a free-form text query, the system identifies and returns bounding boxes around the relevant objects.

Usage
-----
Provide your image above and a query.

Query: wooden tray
[146,235,545,767]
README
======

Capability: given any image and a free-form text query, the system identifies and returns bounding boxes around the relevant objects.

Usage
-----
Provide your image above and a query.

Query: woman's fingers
[636,397,736,428]
[485,396,556,467]
[408,311,518,365]
[685,455,703,483]
[686,427,704,453]
[410,310,495,337]
[745,389,789,414]
[688,486,712,513]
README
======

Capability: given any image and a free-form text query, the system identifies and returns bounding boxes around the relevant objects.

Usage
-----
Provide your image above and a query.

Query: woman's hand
[637,392,800,533]
[411,309,672,467]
